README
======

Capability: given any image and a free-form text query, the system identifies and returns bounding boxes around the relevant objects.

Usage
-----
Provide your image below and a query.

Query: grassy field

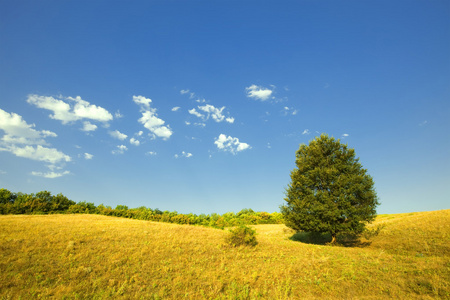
[0,210,449,299]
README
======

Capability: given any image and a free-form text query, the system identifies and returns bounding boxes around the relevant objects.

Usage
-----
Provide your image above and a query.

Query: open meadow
[0,210,449,299]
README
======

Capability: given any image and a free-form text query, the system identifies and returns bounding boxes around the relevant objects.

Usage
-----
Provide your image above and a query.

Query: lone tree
[281,134,379,244]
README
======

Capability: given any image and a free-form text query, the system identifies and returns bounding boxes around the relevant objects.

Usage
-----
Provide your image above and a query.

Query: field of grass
[1,209,449,299]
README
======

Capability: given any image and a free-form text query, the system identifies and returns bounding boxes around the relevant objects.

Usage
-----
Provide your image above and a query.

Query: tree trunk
[331,233,337,244]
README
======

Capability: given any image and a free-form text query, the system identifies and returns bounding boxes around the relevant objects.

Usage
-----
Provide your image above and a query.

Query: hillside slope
[0,210,449,299]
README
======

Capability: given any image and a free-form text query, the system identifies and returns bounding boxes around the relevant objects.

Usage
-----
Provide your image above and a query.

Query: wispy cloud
[214,134,251,154]
[84,153,93,160]
[31,170,71,178]
[82,121,98,132]
[129,138,140,146]
[115,110,123,118]
[0,108,71,177]
[175,151,193,158]
[245,84,274,101]
[112,145,128,155]
[0,108,57,146]
[302,129,310,135]
[283,106,298,116]
[27,94,113,128]
[180,89,195,99]
[172,106,181,112]
[188,108,204,118]
[189,104,234,124]
[133,95,173,140]
[2,145,71,165]
[109,130,128,140]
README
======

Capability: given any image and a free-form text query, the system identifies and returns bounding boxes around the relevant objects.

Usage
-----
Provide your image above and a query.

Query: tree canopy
[281,134,379,243]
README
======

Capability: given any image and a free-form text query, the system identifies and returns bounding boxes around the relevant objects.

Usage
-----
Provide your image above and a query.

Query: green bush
[226,225,257,247]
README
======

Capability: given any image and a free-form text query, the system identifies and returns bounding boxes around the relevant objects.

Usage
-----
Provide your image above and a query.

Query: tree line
[0,188,283,228]
[1,134,380,244]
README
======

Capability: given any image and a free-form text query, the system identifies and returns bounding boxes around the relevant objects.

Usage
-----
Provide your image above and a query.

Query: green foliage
[0,188,284,228]
[226,225,258,247]
[281,134,379,243]
[115,205,129,210]
[68,201,97,214]
[0,188,16,204]
[290,231,331,245]
[0,189,76,214]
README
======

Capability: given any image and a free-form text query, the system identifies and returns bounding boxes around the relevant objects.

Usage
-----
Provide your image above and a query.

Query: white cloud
[112,145,128,155]
[342,133,349,138]
[245,84,273,101]
[41,130,57,138]
[189,104,234,124]
[419,120,428,126]
[199,104,225,122]
[134,95,173,140]
[130,138,140,146]
[283,107,298,116]
[132,95,152,109]
[115,110,123,118]
[1,145,71,164]
[172,106,181,112]
[302,129,310,135]
[0,108,56,145]
[31,170,71,178]
[27,94,113,125]
[109,130,128,140]
[68,96,112,122]
[138,111,173,139]
[214,134,251,154]
[175,151,193,158]
[180,89,205,101]
[188,108,204,118]
[82,121,98,132]
[226,117,235,123]
[146,151,157,156]
[84,153,93,160]
[0,109,71,172]
[180,89,196,99]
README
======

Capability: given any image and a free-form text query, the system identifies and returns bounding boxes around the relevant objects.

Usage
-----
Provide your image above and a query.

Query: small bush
[226,225,257,247]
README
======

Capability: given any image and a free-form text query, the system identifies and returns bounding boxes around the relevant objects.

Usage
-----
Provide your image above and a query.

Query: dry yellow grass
[0,210,449,299]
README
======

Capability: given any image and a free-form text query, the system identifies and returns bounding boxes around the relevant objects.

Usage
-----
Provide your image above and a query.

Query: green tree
[281,134,379,244]
[0,188,16,204]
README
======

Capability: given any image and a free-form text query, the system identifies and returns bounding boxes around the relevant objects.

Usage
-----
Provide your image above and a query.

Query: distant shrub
[226,225,257,247]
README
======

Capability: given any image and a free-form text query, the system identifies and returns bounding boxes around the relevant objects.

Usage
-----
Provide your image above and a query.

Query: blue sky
[0,0,449,214]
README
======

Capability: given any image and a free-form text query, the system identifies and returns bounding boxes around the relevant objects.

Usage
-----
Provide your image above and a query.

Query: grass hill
[0,209,449,299]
